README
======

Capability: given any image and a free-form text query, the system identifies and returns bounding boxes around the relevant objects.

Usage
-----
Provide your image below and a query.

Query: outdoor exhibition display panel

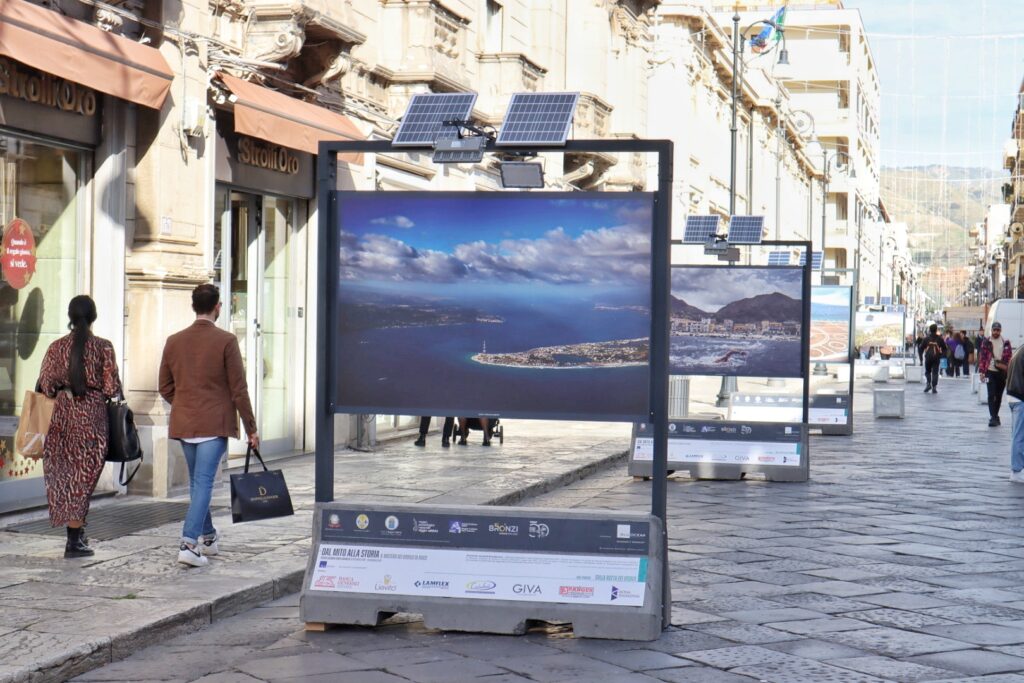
[627,252,812,482]
[629,420,809,482]
[306,136,675,640]
[728,393,849,427]
[303,502,664,640]
[810,284,855,435]
[855,309,908,378]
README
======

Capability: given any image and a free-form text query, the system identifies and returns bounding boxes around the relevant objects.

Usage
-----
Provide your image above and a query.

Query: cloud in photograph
[672,268,801,312]
[370,215,415,228]
[340,201,652,285]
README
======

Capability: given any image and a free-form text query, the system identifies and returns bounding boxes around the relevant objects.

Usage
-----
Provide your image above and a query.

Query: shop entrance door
[214,188,303,461]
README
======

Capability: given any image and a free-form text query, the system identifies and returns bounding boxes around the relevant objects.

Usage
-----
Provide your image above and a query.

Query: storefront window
[0,136,81,484]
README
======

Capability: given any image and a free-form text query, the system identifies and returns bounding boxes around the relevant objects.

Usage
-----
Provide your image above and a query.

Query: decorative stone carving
[94,8,124,32]
[434,7,463,60]
[304,51,352,89]
[249,20,306,64]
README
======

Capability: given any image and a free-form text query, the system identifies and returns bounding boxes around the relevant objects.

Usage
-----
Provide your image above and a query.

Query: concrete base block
[874,388,905,418]
[905,365,923,383]
[300,502,665,641]
[872,365,890,383]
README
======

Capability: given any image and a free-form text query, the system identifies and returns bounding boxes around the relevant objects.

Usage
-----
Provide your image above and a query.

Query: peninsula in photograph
[335,193,654,420]
[670,267,804,377]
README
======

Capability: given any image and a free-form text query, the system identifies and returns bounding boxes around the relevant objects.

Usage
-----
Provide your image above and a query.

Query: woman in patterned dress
[38,295,122,558]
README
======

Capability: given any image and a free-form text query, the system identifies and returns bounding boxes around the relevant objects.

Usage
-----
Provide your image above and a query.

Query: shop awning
[0,0,173,109]
[220,74,364,160]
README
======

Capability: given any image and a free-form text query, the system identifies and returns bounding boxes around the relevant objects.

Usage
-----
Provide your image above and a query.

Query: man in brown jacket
[159,284,259,567]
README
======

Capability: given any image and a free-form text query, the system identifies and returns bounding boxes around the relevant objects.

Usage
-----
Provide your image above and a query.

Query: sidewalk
[0,420,631,683]
[69,373,1024,683]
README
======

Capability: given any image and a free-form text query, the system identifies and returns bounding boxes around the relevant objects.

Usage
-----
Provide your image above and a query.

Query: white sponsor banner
[729,404,846,425]
[633,436,801,467]
[308,543,647,607]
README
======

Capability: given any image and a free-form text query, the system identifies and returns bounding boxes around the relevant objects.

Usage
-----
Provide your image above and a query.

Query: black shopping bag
[230,447,294,523]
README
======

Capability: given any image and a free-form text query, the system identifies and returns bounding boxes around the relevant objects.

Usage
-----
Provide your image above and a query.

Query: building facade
[0,0,664,512]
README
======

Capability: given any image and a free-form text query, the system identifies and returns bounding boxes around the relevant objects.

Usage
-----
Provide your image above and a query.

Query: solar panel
[798,251,823,270]
[767,251,791,266]
[393,93,477,147]
[682,215,721,244]
[496,92,579,146]
[864,296,875,305]
[880,296,892,305]
[727,215,765,244]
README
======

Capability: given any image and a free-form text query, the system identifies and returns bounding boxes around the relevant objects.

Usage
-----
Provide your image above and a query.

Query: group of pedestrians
[42,285,259,567]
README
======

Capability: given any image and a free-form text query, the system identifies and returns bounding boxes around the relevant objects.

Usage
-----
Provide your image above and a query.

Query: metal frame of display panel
[311,137,674,635]
[628,241,812,482]
[814,267,858,436]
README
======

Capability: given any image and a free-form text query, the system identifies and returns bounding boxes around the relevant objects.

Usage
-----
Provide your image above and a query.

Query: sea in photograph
[811,303,849,323]
[335,284,651,419]
[670,335,801,377]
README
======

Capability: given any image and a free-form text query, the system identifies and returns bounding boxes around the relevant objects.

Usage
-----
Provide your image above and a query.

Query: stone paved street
[0,421,629,683]
[66,373,1024,683]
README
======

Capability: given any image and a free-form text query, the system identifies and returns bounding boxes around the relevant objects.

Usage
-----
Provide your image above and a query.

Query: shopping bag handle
[244,446,268,474]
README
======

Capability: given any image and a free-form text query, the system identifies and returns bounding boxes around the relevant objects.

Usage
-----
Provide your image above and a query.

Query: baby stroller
[457,417,504,446]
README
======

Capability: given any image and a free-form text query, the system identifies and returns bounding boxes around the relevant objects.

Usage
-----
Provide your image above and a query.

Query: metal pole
[718,12,742,408]
[821,153,828,270]
[877,232,883,303]
[730,12,740,214]
[775,100,782,240]
[315,148,337,503]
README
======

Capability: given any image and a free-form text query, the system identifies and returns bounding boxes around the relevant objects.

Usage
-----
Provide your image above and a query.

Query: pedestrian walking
[959,331,974,378]
[945,331,958,377]
[919,323,946,393]
[38,295,123,558]
[414,417,457,448]
[159,284,259,567]
[1007,344,1024,483]
[979,321,1013,427]
[951,332,966,377]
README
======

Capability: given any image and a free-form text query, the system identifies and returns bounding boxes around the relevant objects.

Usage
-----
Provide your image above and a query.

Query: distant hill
[716,292,801,324]
[670,292,801,323]
[880,165,1006,303]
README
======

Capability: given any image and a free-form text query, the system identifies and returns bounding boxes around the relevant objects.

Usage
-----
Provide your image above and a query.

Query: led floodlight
[431,136,486,164]
[499,161,545,189]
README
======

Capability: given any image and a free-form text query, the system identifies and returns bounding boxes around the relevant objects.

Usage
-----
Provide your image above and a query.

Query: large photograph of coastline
[670,267,804,377]
[334,192,654,420]
[811,286,852,362]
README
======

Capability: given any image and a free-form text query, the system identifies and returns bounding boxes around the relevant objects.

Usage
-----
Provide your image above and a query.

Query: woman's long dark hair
[67,295,97,397]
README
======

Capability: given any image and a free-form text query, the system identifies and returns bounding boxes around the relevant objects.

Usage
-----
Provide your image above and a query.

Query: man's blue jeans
[180,438,227,545]
[1012,402,1024,473]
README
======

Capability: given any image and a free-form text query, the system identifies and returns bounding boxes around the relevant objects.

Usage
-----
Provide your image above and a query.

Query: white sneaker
[1011,471,1024,484]
[199,531,219,557]
[177,542,209,567]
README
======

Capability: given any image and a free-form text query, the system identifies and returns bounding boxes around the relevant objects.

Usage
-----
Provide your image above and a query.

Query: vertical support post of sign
[801,243,812,428]
[315,149,337,503]
[651,141,673,628]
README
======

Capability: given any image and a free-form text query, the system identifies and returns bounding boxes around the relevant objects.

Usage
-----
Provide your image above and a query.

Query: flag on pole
[750,6,787,54]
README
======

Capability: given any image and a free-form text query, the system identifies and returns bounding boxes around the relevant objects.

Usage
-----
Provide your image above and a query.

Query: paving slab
[0,420,629,683]
[907,649,1024,676]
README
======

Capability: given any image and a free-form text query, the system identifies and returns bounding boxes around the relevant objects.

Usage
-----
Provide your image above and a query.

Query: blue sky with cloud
[849,0,1024,170]
[338,194,653,285]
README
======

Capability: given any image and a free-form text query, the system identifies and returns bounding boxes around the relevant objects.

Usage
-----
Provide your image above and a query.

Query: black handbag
[230,447,294,523]
[106,398,143,486]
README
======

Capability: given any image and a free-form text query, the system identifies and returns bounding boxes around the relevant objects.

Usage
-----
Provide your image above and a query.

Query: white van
[986,300,1024,350]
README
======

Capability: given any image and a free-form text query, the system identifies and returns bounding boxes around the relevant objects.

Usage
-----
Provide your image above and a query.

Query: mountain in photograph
[670,291,800,323]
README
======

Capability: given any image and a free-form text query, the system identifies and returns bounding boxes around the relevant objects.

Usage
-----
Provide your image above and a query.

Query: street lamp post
[819,149,854,278]
[717,12,789,407]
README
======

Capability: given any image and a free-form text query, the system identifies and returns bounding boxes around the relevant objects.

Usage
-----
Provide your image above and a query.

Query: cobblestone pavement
[68,374,1024,683]
[0,421,630,683]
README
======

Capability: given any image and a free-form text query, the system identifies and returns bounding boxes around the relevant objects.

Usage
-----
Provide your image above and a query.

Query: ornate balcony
[380,0,472,93]
[475,53,545,122]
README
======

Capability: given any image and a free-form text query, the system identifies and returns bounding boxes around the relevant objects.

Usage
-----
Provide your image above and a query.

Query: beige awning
[0,0,173,109]
[220,74,364,161]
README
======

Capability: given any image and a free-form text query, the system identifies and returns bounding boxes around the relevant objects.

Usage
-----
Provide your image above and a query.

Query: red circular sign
[2,218,37,289]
